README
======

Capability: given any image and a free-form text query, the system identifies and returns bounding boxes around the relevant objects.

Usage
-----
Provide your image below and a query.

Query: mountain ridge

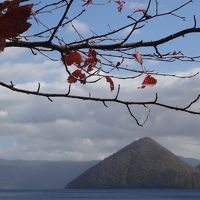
[67,137,200,189]
[0,159,98,189]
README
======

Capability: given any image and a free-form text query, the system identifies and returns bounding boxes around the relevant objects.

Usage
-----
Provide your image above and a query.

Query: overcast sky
[0,0,200,161]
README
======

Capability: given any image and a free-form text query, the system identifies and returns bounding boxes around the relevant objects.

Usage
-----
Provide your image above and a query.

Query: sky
[0,0,200,161]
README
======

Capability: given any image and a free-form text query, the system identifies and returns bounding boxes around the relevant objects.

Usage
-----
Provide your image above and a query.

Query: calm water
[0,189,200,200]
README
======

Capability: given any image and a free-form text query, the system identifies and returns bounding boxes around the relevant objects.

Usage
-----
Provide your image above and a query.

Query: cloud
[0,47,28,60]
[127,2,147,10]
[0,52,200,161]
[67,20,90,34]
[122,27,141,35]
[0,59,63,83]
[0,110,8,119]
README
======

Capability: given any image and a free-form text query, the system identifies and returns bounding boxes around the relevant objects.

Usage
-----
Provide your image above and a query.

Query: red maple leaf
[0,1,33,51]
[0,0,20,12]
[141,74,157,88]
[88,48,96,58]
[62,51,84,67]
[115,0,125,12]
[0,3,33,39]
[83,48,99,72]
[67,69,86,84]
[0,37,6,52]
[67,75,77,84]
[106,76,114,91]
[4,0,23,10]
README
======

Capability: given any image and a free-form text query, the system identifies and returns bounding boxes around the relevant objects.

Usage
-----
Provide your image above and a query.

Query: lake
[0,189,200,200]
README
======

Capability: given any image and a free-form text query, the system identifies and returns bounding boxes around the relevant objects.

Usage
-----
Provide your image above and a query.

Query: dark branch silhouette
[0,0,200,126]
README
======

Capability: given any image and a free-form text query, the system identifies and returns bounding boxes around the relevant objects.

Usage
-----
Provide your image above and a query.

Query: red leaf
[134,9,146,13]
[133,49,143,65]
[0,37,6,52]
[0,0,21,12]
[67,69,86,84]
[67,75,77,84]
[116,0,125,12]
[71,69,82,78]
[62,51,83,66]
[142,74,157,88]
[0,3,33,38]
[87,64,93,72]
[88,48,96,58]
[83,48,99,72]
[0,2,9,12]
[106,76,114,91]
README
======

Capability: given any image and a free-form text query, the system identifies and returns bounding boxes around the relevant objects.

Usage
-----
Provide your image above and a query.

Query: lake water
[0,189,200,200]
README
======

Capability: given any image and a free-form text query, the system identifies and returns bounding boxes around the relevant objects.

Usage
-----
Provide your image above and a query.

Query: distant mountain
[179,156,200,167]
[67,137,200,189]
[0,159,98,189]
[196,165,200,171]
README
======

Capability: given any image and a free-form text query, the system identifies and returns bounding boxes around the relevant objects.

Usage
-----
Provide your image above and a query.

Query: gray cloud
[0,56,200,161]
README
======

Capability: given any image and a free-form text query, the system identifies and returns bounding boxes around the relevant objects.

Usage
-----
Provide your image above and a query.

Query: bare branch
[1,0,200,126]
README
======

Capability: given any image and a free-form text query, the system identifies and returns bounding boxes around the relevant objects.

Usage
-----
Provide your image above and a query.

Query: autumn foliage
[0,0,199,125]
[0,0,33,51]
[63,48,116,90]
[62,51,83,67]
[0,0,157,91]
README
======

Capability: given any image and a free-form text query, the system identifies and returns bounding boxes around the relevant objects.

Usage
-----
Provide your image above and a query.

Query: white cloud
[0,47,28,60]
[0,110,8,119]
[122,26,141,35]
[0,59,65,84]
[0,52,200,161]
[127,2,147,10]
[67,20,90,34]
